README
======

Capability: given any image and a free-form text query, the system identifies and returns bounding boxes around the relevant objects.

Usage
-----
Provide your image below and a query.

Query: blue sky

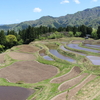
[0,0,100,24]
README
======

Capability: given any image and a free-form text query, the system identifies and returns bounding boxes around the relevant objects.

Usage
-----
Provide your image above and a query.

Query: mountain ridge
[0,6,100,31]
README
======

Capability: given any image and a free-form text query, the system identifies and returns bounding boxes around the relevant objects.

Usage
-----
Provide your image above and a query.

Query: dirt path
[68,74,96,100]
[51,91,68,100]
[0,61,58,83]
[58,73,88,91]
[50,66,81,83]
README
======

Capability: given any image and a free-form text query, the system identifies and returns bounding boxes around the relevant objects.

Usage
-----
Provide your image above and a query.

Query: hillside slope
[0,6,100,31]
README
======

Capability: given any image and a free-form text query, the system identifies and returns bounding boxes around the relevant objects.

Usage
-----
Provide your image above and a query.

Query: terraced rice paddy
[0,38,100,100]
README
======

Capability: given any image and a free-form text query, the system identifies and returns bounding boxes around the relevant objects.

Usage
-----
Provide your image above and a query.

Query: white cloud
[92,0,98,2]
[74,0,80,4]
[33,8,42,12]
[60,0,69,4]
[16,19,19,22]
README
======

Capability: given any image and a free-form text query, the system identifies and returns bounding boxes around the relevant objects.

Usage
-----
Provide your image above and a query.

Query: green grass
[0,37,100,100]
[93,95,100,100]
[64,44,100,56]
[79,42,100,51]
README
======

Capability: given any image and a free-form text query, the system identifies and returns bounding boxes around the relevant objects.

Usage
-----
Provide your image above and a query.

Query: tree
[68,31,74,37]
[87,27,92,35]
[91,28,97,39]
[0,45,5,52]
[97,26,100,38]
[75,32,82,37]
[0,30,6,45]
[80,25,87,37]
[6,35,17,48]
[73,26,77,35]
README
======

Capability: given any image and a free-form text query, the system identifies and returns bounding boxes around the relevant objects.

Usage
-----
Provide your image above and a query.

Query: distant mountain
[0,6,100,31]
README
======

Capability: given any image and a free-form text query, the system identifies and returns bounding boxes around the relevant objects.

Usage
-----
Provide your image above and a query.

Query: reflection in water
[67,44,100,53]
[87,56,100,65]
[49,49,75,62]
[62,44,100,65]
[43,55,54,61]
[84,44,100,49]
[60,46,86,56]
[39,51,54,61]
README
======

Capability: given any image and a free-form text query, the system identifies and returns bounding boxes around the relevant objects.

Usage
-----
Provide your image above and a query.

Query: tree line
[0,25,100,52]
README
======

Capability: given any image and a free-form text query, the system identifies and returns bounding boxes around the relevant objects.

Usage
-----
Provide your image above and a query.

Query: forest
[0,25,100,52]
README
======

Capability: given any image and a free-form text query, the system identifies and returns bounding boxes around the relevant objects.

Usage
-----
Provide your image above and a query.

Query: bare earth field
[71,40,83,44]
[0,61,58,83]
[50,66,81,83]
[17,45,39,53]
[7,51,35,61]
[0,53,5,64]
[58,73,88,91]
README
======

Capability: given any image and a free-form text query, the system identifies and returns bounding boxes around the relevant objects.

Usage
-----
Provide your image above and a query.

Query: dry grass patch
[0,61,58,83]
[72,77,100,100]
[68,74,96,100]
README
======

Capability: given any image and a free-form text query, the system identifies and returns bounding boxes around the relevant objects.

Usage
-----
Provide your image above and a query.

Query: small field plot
[0,61,57,83]
[17,45,39,53]
[8,51,35,61]
[58,73,88,91]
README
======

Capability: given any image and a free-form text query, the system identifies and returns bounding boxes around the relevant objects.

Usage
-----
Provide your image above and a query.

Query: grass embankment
[27,39,100,100]
[33,42,83,100]
[64,44,100,56]
[0,38,99,100]
[79,42,100,51]
[63,44,100,74]
[72,76,100,100]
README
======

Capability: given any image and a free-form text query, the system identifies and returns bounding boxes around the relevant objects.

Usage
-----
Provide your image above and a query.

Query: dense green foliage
[0,23,100,52]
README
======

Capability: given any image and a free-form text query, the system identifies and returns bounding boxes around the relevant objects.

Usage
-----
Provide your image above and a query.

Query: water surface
[49,49,75,62]
[67,44,100,53]
[60,46,86,56]
[87,56,100,65]
[84,44,100,49]
[43,55,54,61]
[60,45,100,65]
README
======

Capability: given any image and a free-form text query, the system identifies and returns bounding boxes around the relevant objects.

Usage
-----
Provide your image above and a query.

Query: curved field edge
[71,76,100,100]
[0,38,99,100]
[79,42,100,51]
[64,43,100,56]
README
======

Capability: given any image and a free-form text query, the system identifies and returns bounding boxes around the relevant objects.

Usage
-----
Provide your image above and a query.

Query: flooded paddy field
[49,49,75,62]
[67,44,100,53]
